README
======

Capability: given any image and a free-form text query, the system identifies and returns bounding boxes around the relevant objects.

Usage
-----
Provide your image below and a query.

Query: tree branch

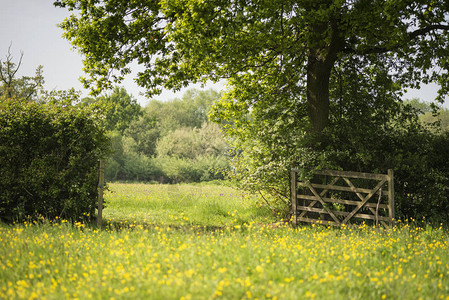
[342,23,449,55]
[408,24,449,40]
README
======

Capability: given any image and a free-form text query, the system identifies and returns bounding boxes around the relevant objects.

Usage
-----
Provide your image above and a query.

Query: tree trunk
[307,55,332,132]
[306,19,343,132]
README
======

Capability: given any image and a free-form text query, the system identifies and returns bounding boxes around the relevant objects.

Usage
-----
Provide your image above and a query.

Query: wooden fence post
[291,168,297,225]
[388,169,395,225]
[97,159,105,228]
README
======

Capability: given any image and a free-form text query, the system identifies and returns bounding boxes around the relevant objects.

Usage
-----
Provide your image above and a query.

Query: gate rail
[291,169,394,227]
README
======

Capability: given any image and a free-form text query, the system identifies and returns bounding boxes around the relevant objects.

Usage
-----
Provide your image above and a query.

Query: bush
[312,105,449,223]
[215,85,449,222]
[392,131,449,222]
[156,155,230,183]
[122,152,163,182]
[0,99,109,222]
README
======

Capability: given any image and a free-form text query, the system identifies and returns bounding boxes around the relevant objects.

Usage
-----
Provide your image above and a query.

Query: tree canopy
[55,0,449,131]
[81,86,142,133]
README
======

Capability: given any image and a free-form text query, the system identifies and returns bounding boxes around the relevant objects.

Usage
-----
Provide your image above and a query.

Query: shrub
[122,152,163,182]
[216,88,449,222]
[0,99,109,222]
[157,157,201,183]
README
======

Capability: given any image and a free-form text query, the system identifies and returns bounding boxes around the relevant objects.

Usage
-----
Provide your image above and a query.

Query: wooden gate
[291,169,394,227]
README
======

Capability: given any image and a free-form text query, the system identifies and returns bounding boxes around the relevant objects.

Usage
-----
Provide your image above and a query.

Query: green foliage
[157,155,229,183]
[82,86,142,133]
[404,98,432,114]
[155,123,229,182]
[56,0,449,131]
[123,113,160,157]
[145,89,220,135]
[403,98,449,131]
[122,152,163,182]
[55,1,449,222]
[156,123,228,159]
[212,58,449,222]
[103,130,125,181]
[420,108,449,132]
[0,98,109,222]
[102,89,229,183]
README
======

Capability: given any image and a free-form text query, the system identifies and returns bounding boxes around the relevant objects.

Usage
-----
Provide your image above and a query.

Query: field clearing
[1,183,449,299]
[102,183,276,227]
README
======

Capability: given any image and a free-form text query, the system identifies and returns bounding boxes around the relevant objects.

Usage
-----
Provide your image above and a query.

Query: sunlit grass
[1,183,448,299]
[102,183,276,228]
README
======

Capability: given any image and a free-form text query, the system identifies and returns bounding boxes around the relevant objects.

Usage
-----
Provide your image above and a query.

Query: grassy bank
[1,183,448,299]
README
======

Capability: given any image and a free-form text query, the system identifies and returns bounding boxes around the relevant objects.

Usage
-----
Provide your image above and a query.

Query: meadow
[1,183,449,299]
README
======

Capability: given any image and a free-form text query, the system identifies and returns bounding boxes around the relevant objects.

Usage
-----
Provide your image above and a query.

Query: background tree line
[406,98,449,132]
[83,87,230,183]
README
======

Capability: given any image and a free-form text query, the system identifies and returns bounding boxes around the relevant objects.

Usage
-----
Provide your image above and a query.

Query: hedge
[0,98,109,222]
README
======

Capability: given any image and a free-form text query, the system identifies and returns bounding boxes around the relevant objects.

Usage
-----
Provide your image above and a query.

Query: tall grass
[0,183,448,299]
[102,183,276,227]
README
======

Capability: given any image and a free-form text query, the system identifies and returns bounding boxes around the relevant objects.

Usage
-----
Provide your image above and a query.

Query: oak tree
[55,0,448,131]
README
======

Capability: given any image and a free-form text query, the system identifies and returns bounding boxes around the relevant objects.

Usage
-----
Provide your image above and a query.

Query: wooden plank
[296,194,389,209]
[292,168,388,180]
[361,202,388,209]
[388,169,395,223]
[297,217,340,226]
[313,169,388,180]
[298,176,340,218]
[296,206,392,222]
[343,177,365,201]
[291,169,297,225]
[297,205,328,214]
[342,179,387,224]
[332,210,392,222]
[305,182,341,225]
[297,182,389,196]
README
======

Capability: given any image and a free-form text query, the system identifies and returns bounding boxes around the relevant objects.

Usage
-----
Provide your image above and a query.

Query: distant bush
[0,99,109,222]
[104,121,231,183]
[155,155,229,183]
[122,152,163,182]
[155,123,230,183]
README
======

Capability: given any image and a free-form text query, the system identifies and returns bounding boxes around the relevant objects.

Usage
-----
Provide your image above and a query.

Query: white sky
[0,0,447,108]
[0,0,223,106]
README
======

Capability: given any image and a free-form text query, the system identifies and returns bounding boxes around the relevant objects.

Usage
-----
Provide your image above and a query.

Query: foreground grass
[0,183,448,299]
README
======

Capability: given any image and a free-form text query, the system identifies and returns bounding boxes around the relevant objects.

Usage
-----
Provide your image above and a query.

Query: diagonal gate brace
[305,182,341,225]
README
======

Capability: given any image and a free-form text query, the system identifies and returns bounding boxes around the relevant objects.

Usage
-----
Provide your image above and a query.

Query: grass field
[1,183,449,299]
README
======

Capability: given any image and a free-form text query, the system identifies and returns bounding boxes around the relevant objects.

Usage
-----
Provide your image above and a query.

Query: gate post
[291,168,298,225]
[388,169,395,225]
[97,159,105,228]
